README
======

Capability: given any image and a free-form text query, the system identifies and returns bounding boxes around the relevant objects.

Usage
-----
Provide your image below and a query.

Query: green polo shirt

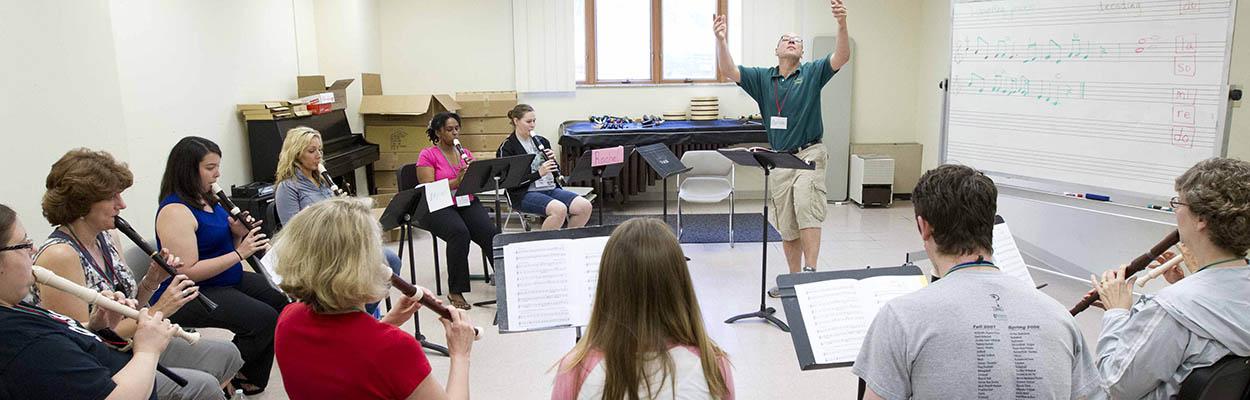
[737,54,838,152]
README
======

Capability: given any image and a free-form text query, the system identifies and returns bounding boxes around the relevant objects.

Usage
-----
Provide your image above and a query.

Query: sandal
[230,376,264,396]
[447,294,471,310]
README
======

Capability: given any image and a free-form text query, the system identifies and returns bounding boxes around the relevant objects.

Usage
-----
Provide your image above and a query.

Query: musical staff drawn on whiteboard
[947,110,1220,148]
[953,36,1225,64]
[953,0,1234,29]
[951,75,1223,106]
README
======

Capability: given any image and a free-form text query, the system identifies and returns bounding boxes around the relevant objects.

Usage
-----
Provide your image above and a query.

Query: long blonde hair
[274,126,324,186]
[274,198,390,313]
[560,218,730,399]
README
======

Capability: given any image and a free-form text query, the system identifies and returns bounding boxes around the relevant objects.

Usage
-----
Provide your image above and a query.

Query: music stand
[637,143,692,225]
[379,186,450,356]
[455,154,535,306]
[568,145,635,226]
[716,149,814,332]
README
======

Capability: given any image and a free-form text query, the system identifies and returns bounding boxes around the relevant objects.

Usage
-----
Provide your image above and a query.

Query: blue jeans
[365,248,403,318]
[518,188,582,215]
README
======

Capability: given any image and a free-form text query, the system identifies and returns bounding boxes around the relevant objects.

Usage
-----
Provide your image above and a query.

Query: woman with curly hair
[1090,157,1250,399]
[32,148,242,399]
[414,112,497,310]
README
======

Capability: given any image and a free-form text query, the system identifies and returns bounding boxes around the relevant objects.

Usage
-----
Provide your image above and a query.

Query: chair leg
[729,190,735,248]
[677,197,683,238]
[432,236,442,296]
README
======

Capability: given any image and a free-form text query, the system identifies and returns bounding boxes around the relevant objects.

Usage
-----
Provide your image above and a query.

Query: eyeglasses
[1169,196,1188,209]
[0,239,33,253]
[779,36,803,44]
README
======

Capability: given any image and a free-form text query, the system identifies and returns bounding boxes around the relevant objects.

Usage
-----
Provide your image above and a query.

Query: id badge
[455,195,471,207]
[770,116,788,130]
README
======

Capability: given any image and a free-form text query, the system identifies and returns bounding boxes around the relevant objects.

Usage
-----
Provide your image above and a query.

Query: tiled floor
[225,199,1106,399]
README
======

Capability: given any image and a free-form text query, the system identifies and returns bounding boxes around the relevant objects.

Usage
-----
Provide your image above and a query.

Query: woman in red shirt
[273,198,476,400]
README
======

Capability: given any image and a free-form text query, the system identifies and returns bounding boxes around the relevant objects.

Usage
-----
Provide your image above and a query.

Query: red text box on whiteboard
[591,146,626,167]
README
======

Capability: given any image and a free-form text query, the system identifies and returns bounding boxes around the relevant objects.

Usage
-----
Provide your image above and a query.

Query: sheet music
[420,179,453,212]
[794,280,871,365]
[860,275,930,315]
[503,240,573,330]
[503,235,612,331]
[568,236,611,326]
[258,242,284,286]
[794,275,926,365]
[992,223,1036,287]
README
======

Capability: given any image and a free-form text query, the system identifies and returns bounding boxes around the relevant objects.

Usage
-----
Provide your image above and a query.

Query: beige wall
[310,0,382,132]
[1,0,302,241]
[0,0,131,240]
[805,0,925,144]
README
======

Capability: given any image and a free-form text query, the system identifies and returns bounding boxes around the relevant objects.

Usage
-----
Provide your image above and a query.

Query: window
[576,0,739,84]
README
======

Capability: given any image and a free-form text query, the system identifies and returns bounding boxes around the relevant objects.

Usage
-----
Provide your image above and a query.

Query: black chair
[264,201,282,234]
[395,163,490,296]
[1179,355,1250,400]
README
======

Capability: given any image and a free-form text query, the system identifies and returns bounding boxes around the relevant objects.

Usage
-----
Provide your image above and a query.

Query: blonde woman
[552,218,734,399]
[273,198,476,400]
[273,126,402,317]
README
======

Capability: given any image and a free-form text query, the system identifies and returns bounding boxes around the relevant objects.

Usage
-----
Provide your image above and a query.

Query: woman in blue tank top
[154,136,288,395]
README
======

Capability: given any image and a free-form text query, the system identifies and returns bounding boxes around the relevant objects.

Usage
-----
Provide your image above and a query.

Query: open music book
[722,146,776,153]
[793,274,928,365]
[502,235,611,331]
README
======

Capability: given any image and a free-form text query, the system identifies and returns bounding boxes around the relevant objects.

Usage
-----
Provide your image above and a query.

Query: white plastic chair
[677,150,735,247]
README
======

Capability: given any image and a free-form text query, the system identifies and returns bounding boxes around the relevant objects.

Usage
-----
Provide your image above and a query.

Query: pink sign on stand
[591,146,626,167]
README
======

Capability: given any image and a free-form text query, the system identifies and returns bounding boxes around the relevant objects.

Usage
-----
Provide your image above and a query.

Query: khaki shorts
[768,143,827,241]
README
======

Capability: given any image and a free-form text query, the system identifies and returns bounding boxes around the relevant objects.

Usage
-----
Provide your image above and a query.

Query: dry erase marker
[1147,204,1174,212]
[1063,192,1085,198]
[1085,193,1111,201]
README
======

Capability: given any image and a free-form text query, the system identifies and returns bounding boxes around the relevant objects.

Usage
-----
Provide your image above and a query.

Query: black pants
[169,271,288,389]
[420,199,497,294]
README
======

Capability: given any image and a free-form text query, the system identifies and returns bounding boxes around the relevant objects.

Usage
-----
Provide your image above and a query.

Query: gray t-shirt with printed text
[853,270,1100,400]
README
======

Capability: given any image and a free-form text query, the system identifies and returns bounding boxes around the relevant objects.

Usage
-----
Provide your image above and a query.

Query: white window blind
[513,0,576,92]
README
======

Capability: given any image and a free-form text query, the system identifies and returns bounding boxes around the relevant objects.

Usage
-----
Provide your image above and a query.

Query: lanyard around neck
[62,225,118,288]
[946,256,999,275]
[1194,256,1250,274]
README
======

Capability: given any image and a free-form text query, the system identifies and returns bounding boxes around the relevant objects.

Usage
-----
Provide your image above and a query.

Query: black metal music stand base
[724,164,789,333]
[724,306,790,332]
[418,333,450,357]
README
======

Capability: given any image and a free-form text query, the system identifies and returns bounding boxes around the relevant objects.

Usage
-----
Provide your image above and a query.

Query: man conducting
[715,1,849,297]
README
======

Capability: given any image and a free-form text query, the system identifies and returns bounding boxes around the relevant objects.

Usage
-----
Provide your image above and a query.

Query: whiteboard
[942,0,1237,201]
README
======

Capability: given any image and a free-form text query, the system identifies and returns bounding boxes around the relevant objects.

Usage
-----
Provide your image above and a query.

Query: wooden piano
[245,109,379,193]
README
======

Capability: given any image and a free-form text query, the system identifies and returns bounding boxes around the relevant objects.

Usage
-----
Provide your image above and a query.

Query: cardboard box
[455,91,518,118]
[374,170,399,190]
[375,151,420,171]
[297,76,353,111]
[365,126,434,153]
[298,93,334,115]
[369,207,402,242]
[359,73,460,127]
[370,192,397,209]
[460,117,512,134]
[461,134,508,153]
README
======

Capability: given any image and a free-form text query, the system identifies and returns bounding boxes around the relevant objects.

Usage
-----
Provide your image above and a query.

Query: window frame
[580,0,730,85]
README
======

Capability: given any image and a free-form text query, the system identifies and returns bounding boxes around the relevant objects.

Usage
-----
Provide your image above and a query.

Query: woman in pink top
[415,112,497,310]
[552,218,734,400]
